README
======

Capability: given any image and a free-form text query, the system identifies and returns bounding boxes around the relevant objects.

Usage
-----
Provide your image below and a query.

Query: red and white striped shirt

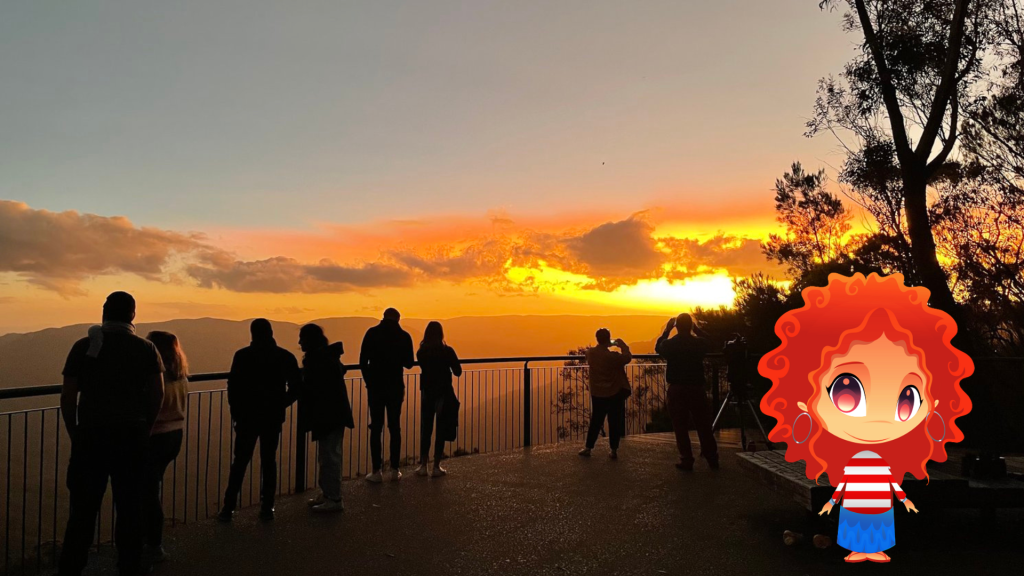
[830,450,907,515]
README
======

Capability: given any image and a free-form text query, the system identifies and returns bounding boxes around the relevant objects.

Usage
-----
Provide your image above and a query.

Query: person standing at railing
[656,313,719,471]
[579,328,632,459]
[360,308,415,483]
[217,319,300,522]
[142,331,189,563]
[298,324,354,512]
[416,321,463,477]
[58,291,165,576]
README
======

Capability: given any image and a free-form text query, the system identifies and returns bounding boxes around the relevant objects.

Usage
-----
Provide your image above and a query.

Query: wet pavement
[77,434,1022,576]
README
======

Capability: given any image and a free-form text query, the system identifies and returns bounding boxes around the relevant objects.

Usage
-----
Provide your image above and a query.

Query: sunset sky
[0,1,857,334]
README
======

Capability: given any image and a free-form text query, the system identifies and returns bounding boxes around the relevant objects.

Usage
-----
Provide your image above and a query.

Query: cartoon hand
[818,502,833,516]
[904,499,918,513]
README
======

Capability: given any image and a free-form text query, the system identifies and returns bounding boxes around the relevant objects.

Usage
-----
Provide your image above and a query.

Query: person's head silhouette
[675,313,694,335]
[298,323,329,353]
[102,291,136,323]
[595,328,612,346]
[250,318,273,341]
[383,308,401,323]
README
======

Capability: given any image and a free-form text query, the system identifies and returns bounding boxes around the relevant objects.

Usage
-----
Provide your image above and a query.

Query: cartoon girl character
[759,273,973,563]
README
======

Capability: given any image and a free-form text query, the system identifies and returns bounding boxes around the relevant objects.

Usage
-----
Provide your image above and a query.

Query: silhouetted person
[415,321,462,477]
[360,308,414,482]
[142,331,189,563]
[59,292,164,576]
[298,324,354,512]
[579,328,632,459]
[656,313,719,471]
[218,319,300,522]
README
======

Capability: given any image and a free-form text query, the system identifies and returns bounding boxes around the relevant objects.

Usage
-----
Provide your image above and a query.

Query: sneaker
[431,465,447,478]
[307,492,327,508]
[143,544,168,564]
[311,499,345,513]
[610,450,618,460]
[389,469,403,482]
[578,447,592,457]
[216,508,235,522]
[365,471,383,484]
[258,507,275,522]
[415,464,429,477]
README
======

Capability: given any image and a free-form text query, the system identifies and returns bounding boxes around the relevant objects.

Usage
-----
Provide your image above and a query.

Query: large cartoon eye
[895,385,922,422]
[828,373,866,417]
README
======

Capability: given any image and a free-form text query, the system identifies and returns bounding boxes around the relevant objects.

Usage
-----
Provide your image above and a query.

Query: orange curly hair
[758,273,973,485]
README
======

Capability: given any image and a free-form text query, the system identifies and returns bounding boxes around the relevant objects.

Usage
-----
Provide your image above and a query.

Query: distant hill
[0,315,670,390]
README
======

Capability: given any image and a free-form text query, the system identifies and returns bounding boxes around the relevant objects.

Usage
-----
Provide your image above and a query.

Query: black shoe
[216,508,235,522]
[676,460,694,471]
[707,459,720,470]
[258,508,275,522]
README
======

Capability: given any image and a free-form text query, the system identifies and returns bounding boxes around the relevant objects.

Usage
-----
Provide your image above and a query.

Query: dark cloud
[0,200,226,296]
[564,214,666,280]
[188,257,415,293]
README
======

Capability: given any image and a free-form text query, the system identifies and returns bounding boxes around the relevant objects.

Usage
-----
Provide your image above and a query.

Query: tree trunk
[902,170,977,353]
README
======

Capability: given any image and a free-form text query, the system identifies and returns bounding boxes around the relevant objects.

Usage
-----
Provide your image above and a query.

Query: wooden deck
[736,450,1024,513]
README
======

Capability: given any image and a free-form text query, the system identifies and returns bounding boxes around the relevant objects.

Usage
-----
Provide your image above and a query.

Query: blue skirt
[836,508,895,553]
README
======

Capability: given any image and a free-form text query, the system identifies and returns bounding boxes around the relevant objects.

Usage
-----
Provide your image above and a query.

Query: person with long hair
[759,273,973,563]
[142,331,188,563]
[415,321,462,477]
[299,324,355,512]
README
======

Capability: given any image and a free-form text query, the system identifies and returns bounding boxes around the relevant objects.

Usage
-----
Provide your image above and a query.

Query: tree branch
[917,0,971,162]
[926,85,960,177]
[853,0,915,165]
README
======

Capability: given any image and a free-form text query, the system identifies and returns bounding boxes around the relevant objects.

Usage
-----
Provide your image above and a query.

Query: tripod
[711,384,774,451]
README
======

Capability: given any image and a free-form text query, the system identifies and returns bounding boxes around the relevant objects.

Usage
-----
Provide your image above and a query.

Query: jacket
[299,342,355,441]
[416,344,463,397]
[227,338,300,428]
[359,320,415,389]
[655,333,712,387]
[585,344,632,398]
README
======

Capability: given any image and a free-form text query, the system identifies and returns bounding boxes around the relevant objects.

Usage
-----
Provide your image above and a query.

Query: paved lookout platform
[76,435,1022,576]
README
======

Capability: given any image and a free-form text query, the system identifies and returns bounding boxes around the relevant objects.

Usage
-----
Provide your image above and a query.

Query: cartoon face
[810,335,934,445]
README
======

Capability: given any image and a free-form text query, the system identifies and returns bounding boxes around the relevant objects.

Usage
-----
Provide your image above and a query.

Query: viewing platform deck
[64,434,1024,576]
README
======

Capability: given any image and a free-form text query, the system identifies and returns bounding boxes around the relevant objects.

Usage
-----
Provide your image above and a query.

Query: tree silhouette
[812,0,997,345]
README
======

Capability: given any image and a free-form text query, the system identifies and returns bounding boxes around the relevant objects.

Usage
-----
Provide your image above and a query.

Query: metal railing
[0,353,735,575]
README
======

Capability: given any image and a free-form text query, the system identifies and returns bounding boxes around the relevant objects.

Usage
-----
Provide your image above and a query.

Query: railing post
[523,361,532,448]
[294,406,307,493]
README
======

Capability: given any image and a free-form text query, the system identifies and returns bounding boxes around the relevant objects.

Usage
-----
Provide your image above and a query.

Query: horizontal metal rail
[0,354,673,401]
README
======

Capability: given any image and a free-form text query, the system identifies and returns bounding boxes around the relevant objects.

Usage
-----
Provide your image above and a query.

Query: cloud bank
[0,200,783,297]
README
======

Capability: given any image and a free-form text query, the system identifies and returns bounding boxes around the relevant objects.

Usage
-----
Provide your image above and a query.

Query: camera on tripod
[723,333,753,400]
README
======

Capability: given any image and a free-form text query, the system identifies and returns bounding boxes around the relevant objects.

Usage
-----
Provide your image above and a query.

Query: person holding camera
[656,313,718,471]
[580,328,632,459]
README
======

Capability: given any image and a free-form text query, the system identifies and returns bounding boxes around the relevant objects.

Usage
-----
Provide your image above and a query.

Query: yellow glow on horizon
[505,263,736,313]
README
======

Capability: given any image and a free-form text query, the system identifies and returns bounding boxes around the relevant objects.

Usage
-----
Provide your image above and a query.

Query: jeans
[668,384,718,464]
[317,427,345,501]
[222,423,281,512]
[59,425,147,576]
[419,392,447,463]
[585,394,627,450]
[368,385,404,472]
[144,429,182,547]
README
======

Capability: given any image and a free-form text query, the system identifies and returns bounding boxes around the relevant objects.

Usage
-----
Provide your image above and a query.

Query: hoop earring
[793,412,813,444]
[926,410,946,443]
